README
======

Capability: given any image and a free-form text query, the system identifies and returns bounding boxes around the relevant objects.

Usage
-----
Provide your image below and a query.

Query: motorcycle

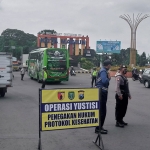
[132,73,142,83]
[132,73,139,81]
[138,74,143,83]
[70,70,76,76]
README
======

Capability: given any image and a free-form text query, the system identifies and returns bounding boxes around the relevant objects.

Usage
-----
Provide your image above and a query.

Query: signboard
[38,88,104,150]
[40,38,86,45]
[40,88,99,131]
[96,41,121,53]
[40,32,82,37]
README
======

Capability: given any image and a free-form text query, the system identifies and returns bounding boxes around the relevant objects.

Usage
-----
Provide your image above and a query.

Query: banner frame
[38,87,104,150]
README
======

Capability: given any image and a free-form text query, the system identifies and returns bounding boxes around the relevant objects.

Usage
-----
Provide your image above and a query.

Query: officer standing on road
[95,59,111,134]
[41,66,47,89]
[115,65,131,127]
[91,67,97,88]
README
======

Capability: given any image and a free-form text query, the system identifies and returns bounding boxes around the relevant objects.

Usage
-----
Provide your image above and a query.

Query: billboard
[96,41,121,53]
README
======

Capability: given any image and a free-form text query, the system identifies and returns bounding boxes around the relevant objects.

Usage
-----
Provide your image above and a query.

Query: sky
[0,0,150,55]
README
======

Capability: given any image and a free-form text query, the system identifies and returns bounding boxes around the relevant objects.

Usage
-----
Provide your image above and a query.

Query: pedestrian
[20,66,25,80]
[115,65,131,128]
[41,66,47,89]
[95,59,111,134]
[91,67,97,88]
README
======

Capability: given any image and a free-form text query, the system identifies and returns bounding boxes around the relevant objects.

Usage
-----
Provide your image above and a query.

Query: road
[0,72,150,150]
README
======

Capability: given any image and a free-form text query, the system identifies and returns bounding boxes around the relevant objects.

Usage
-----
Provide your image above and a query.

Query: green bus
[28,48,69,83]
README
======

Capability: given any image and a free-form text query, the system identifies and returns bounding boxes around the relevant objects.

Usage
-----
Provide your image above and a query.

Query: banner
[40,88,100,131]
[96,41,121,53]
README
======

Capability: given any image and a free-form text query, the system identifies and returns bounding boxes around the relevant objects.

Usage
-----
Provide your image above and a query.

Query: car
[142,68,150,88]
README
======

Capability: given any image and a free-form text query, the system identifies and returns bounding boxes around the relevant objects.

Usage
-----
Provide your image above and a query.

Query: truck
[12,60,20,71]
[22,54,29,70]
[0,52,13,97]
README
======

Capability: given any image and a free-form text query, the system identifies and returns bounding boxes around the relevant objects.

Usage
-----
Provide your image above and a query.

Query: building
[37,32,90,56]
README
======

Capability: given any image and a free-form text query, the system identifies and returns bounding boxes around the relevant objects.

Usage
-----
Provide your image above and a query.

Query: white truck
[22,54,29,70]
[0,52,13,97]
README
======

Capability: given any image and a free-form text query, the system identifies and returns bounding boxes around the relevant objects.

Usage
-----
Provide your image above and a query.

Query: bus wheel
[0,89,5,97]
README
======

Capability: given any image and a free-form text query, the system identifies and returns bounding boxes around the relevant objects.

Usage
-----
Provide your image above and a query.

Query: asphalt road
[0,72,150,150]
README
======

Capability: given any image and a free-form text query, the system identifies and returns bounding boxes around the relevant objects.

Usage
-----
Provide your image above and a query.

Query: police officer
[115,65,131,127]
[91,67,97,87]
[41,66,48,89]
[95,60,111,134]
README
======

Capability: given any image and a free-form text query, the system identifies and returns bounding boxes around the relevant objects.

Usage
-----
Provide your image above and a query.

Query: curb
[75,71,91,74]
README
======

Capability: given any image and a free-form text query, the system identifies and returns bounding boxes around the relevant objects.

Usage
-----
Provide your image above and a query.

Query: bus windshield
[47,60,67,72]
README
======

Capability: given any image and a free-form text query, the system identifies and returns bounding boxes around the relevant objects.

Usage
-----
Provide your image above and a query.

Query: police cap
[103,60,112,66]
[42,66,46,69]
[120,65,127,69]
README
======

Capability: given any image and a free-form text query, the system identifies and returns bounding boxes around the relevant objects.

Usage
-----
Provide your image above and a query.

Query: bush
[110,66,149,72]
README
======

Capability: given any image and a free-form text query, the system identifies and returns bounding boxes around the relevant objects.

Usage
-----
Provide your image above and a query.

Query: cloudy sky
[0,0,150,55]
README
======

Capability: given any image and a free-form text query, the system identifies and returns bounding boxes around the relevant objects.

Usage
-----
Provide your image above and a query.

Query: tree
[0,29,37,59]
[139,52,147,66]
[80,57,94,70]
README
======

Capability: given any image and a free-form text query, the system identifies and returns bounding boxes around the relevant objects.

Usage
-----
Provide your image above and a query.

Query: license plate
[55,79,59,81]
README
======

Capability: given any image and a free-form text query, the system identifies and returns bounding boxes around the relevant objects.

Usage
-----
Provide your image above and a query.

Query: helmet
[42,66,46,69]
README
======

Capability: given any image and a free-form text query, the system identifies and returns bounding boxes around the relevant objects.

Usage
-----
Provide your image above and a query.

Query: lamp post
[120,13,149,66]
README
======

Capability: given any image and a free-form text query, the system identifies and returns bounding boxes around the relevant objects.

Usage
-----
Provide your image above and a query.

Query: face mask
[123,69,127,74]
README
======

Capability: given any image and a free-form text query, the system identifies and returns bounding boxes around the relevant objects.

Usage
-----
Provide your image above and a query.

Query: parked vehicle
[22,54,29,71]
[13,62,20,71]
[142,68,150,88]
[0,52,13,97]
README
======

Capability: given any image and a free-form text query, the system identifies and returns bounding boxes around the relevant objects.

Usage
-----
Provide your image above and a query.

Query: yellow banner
[42,88,99,103]
[40,88,99,131]
[42,110,99,131]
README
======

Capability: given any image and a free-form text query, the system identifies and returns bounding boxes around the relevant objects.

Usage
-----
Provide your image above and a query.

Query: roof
[30,48,68,53]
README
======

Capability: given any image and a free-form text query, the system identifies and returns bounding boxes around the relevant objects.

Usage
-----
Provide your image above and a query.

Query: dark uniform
[115,73,131,127]
[41,67,47,89]
[95,60,111,134]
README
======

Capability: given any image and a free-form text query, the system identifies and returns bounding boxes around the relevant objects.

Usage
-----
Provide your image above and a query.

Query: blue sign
[96,41,121,53]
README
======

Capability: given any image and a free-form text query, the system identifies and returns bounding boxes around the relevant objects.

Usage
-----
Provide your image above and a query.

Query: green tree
[80,57,94,70]
[140,52,147,66]
[0,29,37,59]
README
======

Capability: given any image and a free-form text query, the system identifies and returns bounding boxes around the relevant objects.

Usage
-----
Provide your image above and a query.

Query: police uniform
[95,60,111,134]
[91,69,97,87]
[115,70,131,127]
[41,67,48,89]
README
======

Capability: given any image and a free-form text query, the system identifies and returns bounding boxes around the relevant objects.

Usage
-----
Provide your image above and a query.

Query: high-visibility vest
[92,71,97,76]
[43,71,47,80]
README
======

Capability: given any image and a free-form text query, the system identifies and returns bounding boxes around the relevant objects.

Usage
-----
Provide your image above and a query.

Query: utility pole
[120,13,149,67]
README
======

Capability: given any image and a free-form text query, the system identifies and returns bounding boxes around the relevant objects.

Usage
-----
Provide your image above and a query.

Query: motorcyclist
[70,66,75,75]
[132,68,139,80]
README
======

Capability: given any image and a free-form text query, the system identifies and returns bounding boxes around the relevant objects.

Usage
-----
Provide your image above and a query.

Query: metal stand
[38,89,42,150]
[93,132,104,150]
[93,88,104,150]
